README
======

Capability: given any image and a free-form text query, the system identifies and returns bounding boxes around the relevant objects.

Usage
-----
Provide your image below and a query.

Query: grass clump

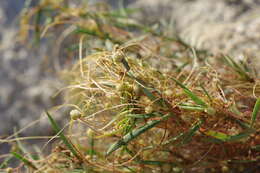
[1,0,260,172]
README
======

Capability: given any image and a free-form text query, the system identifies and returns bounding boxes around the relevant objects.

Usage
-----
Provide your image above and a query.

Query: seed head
[112,50,124,63]
[164,89,174,97]
[70,109,82,120]
[145,105,154,114]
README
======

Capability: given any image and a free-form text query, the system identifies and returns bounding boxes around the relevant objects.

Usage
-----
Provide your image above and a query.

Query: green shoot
[106,114,171,156]
[46,111,81,160]
[11,152,37,170]
[251,98,260,127]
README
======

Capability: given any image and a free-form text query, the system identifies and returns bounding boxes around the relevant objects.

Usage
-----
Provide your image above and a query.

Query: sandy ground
[0,1,63,136]
[133,0,260,69]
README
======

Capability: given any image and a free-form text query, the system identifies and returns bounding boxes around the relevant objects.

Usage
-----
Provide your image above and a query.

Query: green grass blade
[141,86,157,101]
[223,55,241,73]
[175,62,189,72]
[106,114,171,156]
[178,104,205,111]
[251,145,260,151]
[45,111,81,160]
[181,120,202,145]
[202,136,224,144]
[14,128,31,157]
[13,128,40,161]
[122,166,137,173]
[138,160,176,166]
[199,83,212,102]
[67,42,90,52]
[131,77,157,101]
[251,98,260,128]
[0,156,12,169]
[126,72,154,100]
[163,120,202,146]
[228,159,259,163]
[229,103,242,116]
[33,9,42,44]
[11,152,37,170]
[228,55,247,74]
[136,84,167,107]
[127,71,164,105]
[105,8,139,18]
[89,137,95,158]
[162,132,185,145]
[74,27,99,37]
[234,119,251,129]
[223,55,252,81]
[204,130,230,142]
[204,129,254,142]
[227,130,254,142]
[74,26,121,44]
[126,113,156,119]
[171,77,207,107]
[121,58,131,71]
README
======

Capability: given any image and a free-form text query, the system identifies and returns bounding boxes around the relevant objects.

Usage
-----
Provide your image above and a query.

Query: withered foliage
[2,0,259,172]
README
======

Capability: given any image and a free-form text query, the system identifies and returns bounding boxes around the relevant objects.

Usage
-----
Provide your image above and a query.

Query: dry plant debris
[1,0,260,172]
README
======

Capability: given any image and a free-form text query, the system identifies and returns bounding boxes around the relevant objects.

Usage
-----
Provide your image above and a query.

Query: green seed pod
[70,109,81,120]
[86,128,94,137]
[238,165,244,172]
[116,83,127,92]
[5,168,13,173]
[50,154,58,163]
[140,96,151,105]
[116,82,132,93]
[205,107,216,115]
[162,164,172,172]
[172,167,182,172]
[164,89,173,97]
[145,105,154,114]
[133,84,142,96]
[45,168,58,173]
[221,166,229,172]
[112,50,124,63]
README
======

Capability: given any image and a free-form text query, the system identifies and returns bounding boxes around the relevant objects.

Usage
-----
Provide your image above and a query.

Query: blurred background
[0,0,260,157]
